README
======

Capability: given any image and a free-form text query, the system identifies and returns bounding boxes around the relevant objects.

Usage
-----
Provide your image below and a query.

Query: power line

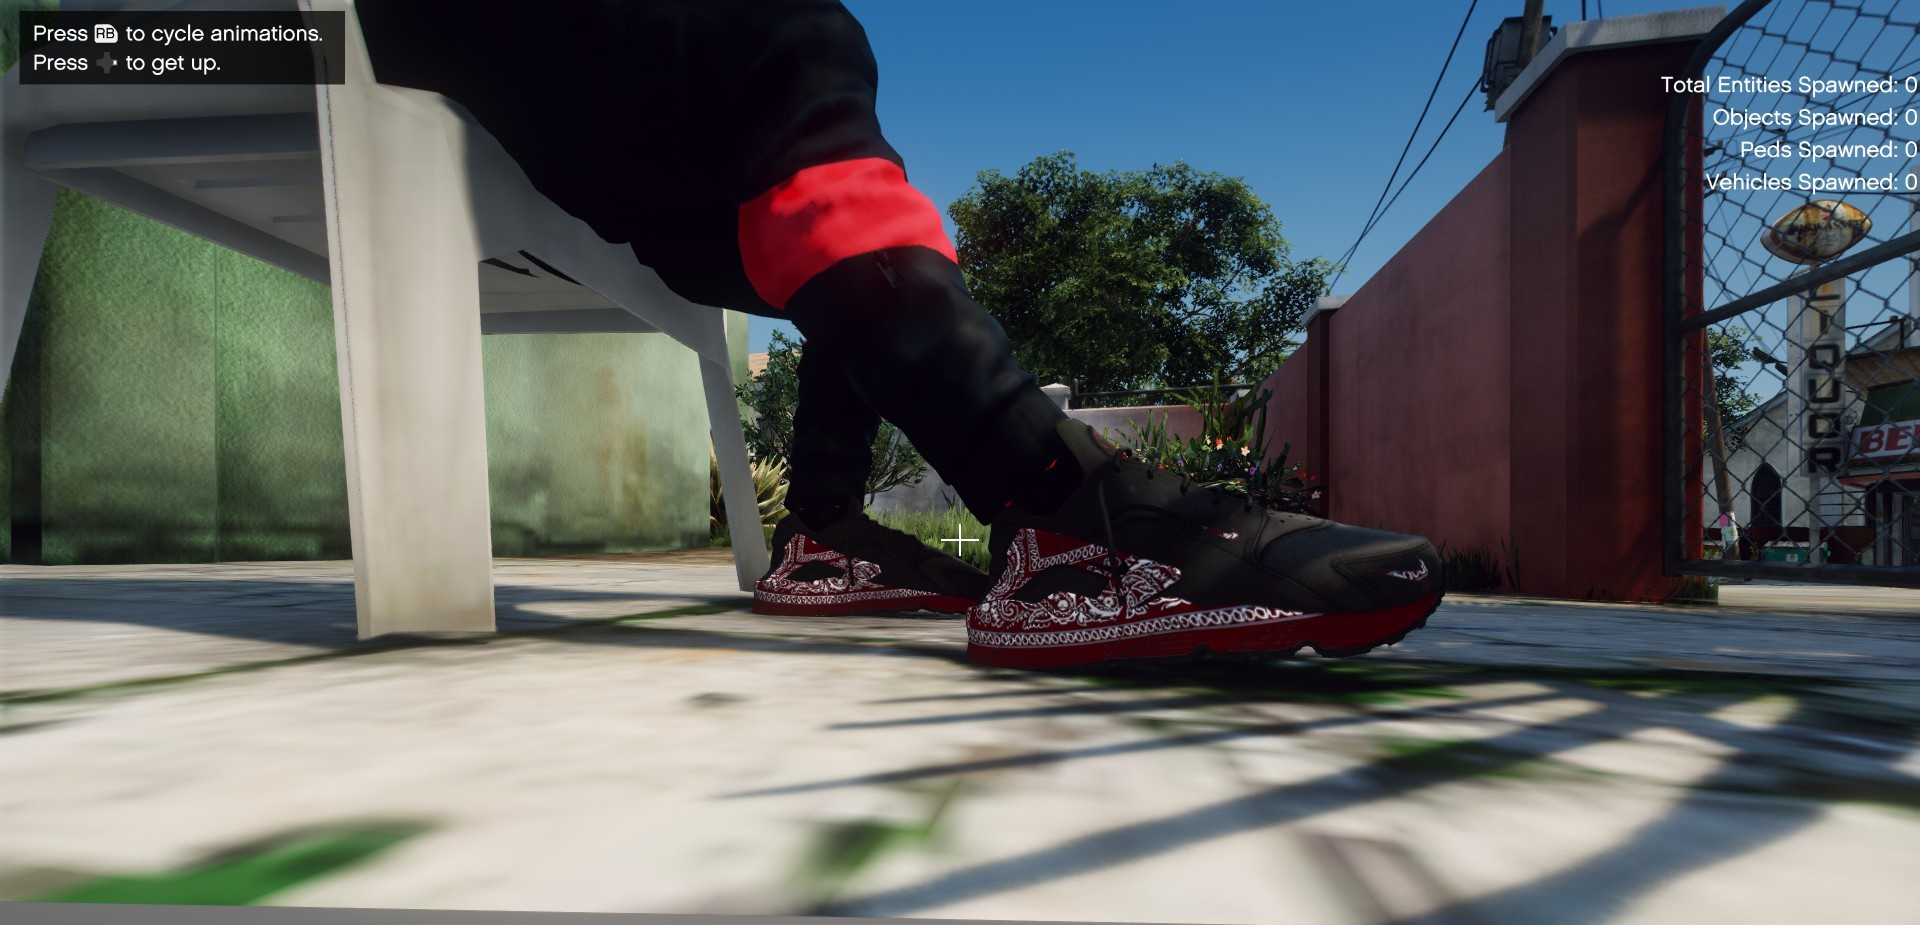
[1330,79,1480,289]
[1333,0,1481,284]
[1330,77,1481,290]
[1348,79,1482,255]
[1336,0,1479,273]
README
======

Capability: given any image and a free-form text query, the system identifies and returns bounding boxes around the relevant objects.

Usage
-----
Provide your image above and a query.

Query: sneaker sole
[965,591,1444,670]
[753,592,977,617]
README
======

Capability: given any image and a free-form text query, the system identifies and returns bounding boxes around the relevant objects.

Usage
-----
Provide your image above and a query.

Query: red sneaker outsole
[752,593,977,617]
[965,592,1444,670]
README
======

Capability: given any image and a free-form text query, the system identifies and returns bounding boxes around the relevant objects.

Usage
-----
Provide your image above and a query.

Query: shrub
[1110,376,1322,515]
[736,330,930,504]
[709,520,779,550]
[870,506,993,572]
[709,445,790,542]
[1434,539,1521,593]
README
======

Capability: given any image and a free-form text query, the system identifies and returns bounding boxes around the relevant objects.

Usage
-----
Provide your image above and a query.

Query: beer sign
[1852,417,1920,460]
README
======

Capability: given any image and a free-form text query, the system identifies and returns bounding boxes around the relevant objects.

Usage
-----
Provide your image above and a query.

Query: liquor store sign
[1853,417,1920,461]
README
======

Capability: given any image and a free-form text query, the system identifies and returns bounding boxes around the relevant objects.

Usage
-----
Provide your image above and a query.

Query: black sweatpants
[354,0,1069,524]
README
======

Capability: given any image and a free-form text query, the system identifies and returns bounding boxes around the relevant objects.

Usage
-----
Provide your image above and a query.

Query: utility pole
[1518,0,1548,69]
[1910,192,1919,348]
[1499,0,1551,148]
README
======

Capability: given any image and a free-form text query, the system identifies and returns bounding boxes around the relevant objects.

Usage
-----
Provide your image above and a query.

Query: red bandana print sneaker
[967,422,1444,669]
[753,512,990,616]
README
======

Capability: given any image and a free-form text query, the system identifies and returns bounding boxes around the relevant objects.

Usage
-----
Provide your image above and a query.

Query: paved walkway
[2,555,1917,924]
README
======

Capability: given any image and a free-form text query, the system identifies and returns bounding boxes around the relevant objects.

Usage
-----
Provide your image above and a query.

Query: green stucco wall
[2,1,746,565]
[6,191,228,563]
[213,241,355,562]
[1,192,741,565]
[483,333,712,556]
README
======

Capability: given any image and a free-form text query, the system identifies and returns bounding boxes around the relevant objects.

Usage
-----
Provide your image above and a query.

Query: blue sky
[747,0,1719,353]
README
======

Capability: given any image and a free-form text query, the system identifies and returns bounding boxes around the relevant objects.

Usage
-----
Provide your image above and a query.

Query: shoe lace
[1111,448,1256,513]
[1095,479,1130,580]
[1095,448,1255,581]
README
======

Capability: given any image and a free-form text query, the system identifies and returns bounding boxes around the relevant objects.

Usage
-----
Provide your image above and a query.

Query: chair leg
[702,314,769,592]
[0,159,57,407]
[312,10,497,638]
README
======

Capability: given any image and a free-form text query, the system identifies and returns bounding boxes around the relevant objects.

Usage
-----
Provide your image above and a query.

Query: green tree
[1707,324,1761,449]
[739,331,802,466]
[736,331,929,505]
[949,151,1334,393]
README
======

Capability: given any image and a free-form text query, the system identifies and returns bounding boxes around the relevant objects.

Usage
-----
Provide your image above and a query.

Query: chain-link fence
[1666,0,1920,587]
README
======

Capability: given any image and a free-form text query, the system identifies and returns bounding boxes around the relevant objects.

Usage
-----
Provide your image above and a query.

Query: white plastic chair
[0,0,770,638]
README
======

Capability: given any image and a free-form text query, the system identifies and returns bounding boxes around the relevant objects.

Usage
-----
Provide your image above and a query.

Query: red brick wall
[1260,316,1322,489]
[1508,45,1696,601]
[1257,39,1701,602]
[1072,405,1204,444]
[1323,152,1513,551]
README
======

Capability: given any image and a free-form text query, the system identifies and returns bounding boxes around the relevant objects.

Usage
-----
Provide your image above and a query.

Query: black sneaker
[754,511,990,616]
[968,421,1444,668]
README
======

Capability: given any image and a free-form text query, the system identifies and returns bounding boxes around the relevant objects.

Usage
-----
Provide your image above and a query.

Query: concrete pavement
[2,553,1916,924]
